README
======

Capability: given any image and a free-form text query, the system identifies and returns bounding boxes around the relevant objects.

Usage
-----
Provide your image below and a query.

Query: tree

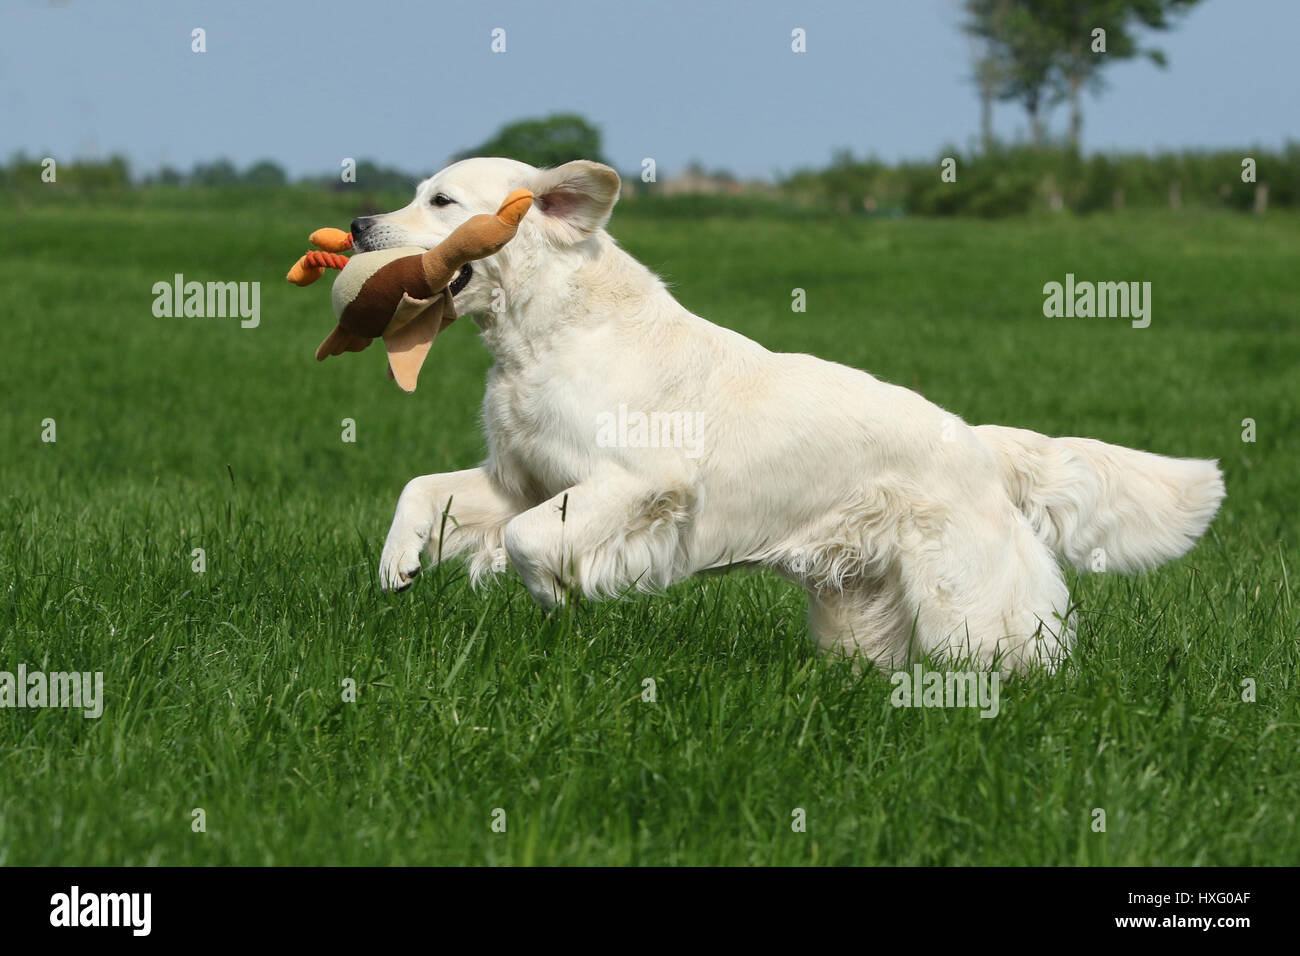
[152,165,184,186]
[964,0,1201,152]
[189,159,240,187]
[1060,0,1190,151]
[242,159,287,187]
[454,113,609,168]
[964,0,1060,148]
[971,40,1000,152]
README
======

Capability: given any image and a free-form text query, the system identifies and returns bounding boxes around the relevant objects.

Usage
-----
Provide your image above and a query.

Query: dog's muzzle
[349,216,377,249]
[449,263,472,296]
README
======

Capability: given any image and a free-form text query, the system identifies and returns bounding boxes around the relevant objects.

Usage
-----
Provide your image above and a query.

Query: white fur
[369,157,1225,674]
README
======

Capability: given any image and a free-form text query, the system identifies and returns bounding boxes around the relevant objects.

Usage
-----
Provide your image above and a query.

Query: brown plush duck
[286,188,533,392]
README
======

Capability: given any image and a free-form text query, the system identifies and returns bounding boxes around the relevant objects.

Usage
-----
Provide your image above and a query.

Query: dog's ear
[529,161,621,244]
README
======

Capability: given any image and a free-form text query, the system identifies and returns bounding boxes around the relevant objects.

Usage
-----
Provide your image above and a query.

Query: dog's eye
[431,193,456,207]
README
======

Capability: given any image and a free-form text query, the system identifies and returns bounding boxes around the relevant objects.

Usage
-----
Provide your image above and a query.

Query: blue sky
[3,0,1296,179]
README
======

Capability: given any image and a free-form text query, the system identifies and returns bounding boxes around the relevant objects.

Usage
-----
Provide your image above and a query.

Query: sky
[2,0,1297,180]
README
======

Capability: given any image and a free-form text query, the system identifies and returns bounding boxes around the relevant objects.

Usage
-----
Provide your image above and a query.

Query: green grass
[1,189,1297,865]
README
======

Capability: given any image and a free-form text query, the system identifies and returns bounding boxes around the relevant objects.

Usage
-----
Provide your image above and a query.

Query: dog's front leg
[502,474,693,609]
[379,467,526,592]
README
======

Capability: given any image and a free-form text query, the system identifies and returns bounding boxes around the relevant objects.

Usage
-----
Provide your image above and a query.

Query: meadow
[0,187,1296,864]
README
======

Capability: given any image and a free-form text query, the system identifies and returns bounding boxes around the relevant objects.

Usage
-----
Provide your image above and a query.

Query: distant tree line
[780,143,1296,216]
[0,153,419,193]
[5,100,1294,217]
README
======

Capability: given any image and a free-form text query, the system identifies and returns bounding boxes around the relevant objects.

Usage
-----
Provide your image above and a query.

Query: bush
[779,142,1297,217]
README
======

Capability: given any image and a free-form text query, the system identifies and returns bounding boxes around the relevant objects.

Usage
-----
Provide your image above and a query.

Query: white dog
[360,157,1224,673]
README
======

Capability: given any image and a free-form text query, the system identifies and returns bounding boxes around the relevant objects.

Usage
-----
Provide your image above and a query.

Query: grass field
[1,188,1297,865]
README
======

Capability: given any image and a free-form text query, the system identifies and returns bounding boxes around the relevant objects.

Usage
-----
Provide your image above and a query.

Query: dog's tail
[974,424,1225,573]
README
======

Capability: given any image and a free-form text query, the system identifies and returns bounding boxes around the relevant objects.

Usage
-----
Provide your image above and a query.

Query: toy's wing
[315,326,373,361]
[384,292,455,393]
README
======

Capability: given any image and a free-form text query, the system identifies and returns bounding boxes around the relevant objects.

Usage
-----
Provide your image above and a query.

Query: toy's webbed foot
[286,250,350,286]
[309,228,353,253]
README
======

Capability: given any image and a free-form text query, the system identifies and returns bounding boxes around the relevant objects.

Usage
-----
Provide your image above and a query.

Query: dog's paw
[379,528,426,593]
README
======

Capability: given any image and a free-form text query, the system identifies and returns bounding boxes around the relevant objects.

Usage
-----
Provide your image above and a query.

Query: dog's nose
[350,217,374,244]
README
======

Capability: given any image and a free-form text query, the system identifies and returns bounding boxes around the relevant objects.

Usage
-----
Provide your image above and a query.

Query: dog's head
[350,157,621,318]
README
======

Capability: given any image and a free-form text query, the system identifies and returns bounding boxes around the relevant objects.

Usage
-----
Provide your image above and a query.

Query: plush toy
[286,188,534,392]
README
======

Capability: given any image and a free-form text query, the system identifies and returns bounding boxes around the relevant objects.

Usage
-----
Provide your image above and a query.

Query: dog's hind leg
[808,494,1075,675]
[806,569,915,672]
[379,467,527,592]
[894,496,1075,674]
